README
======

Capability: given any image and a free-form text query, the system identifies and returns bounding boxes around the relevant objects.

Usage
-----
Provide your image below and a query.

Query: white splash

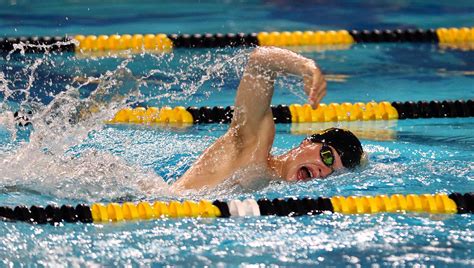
[0,41,250,201]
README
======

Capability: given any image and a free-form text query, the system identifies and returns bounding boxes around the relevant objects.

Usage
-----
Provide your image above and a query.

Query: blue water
[1,0,474,36]
[1,0,474,266]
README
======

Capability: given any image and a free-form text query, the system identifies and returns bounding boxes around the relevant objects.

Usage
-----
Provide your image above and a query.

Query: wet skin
[172,47,328,191]
[271,139,344,182]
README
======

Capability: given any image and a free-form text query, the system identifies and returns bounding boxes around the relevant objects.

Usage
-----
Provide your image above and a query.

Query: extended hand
[303,61,327,109]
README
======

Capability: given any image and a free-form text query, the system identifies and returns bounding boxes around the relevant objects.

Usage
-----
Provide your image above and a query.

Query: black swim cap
[307,128,363,169]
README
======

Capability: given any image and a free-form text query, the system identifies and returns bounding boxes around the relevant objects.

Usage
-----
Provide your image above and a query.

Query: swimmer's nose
[310,166,323,178]
[316,167,322,178]
[318,164,332,178]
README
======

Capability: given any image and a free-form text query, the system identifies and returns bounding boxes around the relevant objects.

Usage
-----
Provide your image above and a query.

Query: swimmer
[171,47,364,191]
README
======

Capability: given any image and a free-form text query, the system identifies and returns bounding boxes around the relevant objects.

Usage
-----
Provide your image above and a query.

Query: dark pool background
[0,0,473,266]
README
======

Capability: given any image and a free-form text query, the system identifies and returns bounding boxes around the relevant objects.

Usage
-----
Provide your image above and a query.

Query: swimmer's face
[281,139,344,182]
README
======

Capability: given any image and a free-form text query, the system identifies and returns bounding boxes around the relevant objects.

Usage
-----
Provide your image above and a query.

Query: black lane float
[0,27,472,53]
[0,193,472,225]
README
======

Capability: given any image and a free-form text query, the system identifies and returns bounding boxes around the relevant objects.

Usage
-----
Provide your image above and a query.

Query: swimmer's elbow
[248,47,274,68]
[248,47,265,67]
[248,47,286,74]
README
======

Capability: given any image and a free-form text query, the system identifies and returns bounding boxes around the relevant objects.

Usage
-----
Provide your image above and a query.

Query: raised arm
[231,47,327,140]
[171,47,327,190]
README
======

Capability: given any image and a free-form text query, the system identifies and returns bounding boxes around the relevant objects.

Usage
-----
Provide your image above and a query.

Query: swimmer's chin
[282,174,307,183]
[285,176,309,183]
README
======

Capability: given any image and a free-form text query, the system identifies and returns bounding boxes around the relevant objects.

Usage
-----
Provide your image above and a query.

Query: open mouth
[297,166,313,181]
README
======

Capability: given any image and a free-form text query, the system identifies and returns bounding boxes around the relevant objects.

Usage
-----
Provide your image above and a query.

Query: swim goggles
[320,144,335,168]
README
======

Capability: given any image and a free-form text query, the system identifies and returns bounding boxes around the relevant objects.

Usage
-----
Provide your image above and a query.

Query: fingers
[308,75,327,109]
[302,62,327,109]
[309,87,326,109]
[312,86,326,109]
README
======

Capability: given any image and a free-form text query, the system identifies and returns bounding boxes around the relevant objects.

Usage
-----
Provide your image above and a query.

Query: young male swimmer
[170,47,364,191]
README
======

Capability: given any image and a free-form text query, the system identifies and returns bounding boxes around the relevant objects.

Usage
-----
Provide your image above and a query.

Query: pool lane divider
[0,193,472,225]
[1,27,473,53]
[0,36,75,53]
[107,99,474,125]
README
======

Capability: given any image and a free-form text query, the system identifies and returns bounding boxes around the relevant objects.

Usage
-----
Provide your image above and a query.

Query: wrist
[301,60,317,77]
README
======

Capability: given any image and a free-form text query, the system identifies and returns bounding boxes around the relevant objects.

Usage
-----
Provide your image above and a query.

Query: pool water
[1,0,474,266]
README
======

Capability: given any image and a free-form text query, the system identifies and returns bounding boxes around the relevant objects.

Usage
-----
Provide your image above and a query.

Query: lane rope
[0,193,472,225]
[107,99,474,125]
[1,27,473,53]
